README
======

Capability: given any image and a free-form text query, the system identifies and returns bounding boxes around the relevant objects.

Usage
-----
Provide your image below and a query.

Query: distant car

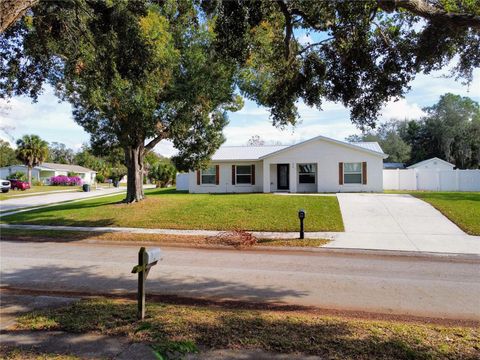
[0,179,11,193]
[9,179,31,191]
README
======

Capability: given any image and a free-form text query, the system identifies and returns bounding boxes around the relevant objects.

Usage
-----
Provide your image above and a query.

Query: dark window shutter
[339,162,343,185]
[215,165,220,185]
[231,165,236,185]
[362,162,367,185]
[251,164,255,185]
[196,170,200,185]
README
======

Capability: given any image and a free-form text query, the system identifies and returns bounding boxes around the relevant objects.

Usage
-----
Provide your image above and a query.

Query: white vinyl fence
[383,169,480,191]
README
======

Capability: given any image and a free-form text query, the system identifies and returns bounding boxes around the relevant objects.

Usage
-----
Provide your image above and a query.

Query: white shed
[407,157,455,171]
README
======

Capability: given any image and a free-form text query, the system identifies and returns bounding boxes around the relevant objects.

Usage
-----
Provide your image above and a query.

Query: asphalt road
[1,241,479,320]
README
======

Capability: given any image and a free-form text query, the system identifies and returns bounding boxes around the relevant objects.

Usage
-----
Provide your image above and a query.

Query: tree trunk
[124,144,145,203]
[0,0,39,33]
[27,165,32,185]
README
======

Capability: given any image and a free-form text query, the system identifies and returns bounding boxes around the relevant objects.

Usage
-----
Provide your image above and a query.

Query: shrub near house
[50,175,82,186]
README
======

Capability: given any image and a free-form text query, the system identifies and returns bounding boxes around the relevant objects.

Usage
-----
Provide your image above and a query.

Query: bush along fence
[49,175,83,186]
[383,169,480,191]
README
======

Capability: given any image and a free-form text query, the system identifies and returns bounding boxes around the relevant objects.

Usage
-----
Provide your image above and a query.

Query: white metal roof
[211,135,386,161]
[351,142,384,154]
[211,145,289,161]
[40,162,95,173]
[6,163,96,173]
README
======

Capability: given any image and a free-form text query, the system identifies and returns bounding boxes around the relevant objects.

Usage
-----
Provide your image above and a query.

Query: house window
[298,164,316,184]
[344,162,362,184]
[201,166,216,184]
[236,165,252,184]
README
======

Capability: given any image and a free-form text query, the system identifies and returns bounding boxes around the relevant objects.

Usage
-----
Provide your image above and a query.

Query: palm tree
[15,134,49,184]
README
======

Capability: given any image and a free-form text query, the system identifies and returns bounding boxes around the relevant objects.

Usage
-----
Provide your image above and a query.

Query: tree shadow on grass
[4,297,478,360]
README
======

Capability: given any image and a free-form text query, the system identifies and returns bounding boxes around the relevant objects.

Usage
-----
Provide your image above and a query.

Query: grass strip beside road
[1,188,344,232]
[15,297,480,359]
[0,228,330,248]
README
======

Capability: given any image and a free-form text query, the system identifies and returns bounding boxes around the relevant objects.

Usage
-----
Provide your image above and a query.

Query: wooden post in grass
[137,247,146,320]
[132,247,162,320]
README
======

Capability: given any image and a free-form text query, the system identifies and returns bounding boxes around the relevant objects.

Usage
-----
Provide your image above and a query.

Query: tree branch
[377,0,480,29]
[298,38,334,55]
[276,0,293,60]
[0,0,39,33]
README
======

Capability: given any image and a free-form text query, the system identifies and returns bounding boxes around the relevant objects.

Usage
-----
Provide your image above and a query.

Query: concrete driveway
[326,193,480,254]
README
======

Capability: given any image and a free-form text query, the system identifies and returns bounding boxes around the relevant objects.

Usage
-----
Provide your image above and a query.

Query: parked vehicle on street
[8,179,31,191]
[0,179,11,193]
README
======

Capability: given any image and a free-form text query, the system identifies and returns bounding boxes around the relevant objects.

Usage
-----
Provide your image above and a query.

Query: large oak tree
[1,0,241,202]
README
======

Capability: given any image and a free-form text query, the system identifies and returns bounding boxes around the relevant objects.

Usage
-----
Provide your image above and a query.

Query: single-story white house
[407,157,455,171]
[0,163,96,184]
[187,135,387,193]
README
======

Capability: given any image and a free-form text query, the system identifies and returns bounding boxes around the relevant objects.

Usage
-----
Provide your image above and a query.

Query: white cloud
[153,140,177,157]
[0,88,90,149]
[378,98,426,122]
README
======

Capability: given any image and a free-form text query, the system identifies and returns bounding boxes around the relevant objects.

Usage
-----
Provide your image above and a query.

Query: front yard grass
[0,186,81,201]
[15,297,480,359]
[387,191,480,235]
[1,188,344,232]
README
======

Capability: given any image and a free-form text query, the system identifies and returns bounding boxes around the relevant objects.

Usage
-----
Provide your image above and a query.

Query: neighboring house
[383,162,405,169]
[0,163,96,184]
[407,157,455,171]
[188,135,387,193]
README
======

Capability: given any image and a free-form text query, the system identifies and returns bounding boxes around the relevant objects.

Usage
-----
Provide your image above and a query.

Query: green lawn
[388,192,480,236]
[0,186,81,201]
[1,188,344,232]
[15,298,479,359]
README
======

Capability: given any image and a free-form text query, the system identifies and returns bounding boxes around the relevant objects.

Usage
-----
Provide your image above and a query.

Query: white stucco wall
[0,166,41,180]
[189,161,263,193]
[263,138,384,192]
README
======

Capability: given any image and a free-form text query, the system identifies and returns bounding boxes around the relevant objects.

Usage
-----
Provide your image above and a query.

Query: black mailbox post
[298,209,306,239]
[131,247,162,320]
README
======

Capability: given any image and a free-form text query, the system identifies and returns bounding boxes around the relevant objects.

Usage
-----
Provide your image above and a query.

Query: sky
[0,66,478,157]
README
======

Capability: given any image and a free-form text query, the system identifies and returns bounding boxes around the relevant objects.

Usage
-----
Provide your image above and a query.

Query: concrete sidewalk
[325,193,480,254]
[0,223,338,240]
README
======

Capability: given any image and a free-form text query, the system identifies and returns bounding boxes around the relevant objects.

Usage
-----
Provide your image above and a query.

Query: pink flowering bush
[50,175,82,186]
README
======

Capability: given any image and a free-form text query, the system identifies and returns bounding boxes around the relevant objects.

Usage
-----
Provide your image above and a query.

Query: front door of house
[277,164,289,190]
